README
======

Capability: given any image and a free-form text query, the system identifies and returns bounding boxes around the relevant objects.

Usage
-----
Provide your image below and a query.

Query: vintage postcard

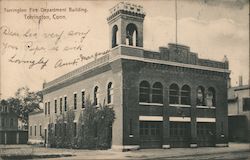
[0,0,249,159]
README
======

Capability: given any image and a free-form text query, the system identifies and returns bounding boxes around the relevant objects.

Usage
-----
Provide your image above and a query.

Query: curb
[140,149,250,160]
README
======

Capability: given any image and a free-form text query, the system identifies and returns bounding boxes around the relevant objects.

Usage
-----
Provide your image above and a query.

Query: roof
[109,2,144,15]
[29,109,44,116]
[233,85,250,91]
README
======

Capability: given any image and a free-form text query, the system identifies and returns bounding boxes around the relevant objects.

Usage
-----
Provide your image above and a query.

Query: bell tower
[107,2,145,48]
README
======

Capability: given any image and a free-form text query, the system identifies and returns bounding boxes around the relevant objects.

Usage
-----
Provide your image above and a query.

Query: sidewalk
[64,143,250,159]
[0,143,249,159]
[126,143,250,160]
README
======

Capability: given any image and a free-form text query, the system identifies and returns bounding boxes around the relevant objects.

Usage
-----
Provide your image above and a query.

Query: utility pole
[175,0,178,45]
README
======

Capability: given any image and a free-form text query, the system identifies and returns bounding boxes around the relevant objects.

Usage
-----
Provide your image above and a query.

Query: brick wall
[122,59,229,145]
[43,59,123,147]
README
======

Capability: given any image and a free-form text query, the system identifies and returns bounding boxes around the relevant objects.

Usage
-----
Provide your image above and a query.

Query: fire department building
[40,2,230,150]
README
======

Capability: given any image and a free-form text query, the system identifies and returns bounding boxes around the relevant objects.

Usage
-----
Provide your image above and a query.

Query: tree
[48,109,76,148]
[78,99,115,149]
[79,99,97,149]
[7,86,42,125]
[48,98,115,149]
[95,104,115,149]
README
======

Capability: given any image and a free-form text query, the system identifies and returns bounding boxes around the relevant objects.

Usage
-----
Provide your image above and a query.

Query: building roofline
[230,85,250,91]
[43,45,230,91]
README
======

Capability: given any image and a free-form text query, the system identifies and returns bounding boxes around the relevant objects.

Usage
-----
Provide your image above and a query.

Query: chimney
[239,75,243,86]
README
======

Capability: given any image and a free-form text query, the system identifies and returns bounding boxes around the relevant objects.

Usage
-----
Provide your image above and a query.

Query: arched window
[152,82,163,104]
[94,86,99,106]
[181,85,191,105]
[112,25,118,48]
[139,81,150,103]
[126,23,138,46]
[169,84,179,104]
[197,86,205,106]
[107,82,113,104]
[207,87,216,107]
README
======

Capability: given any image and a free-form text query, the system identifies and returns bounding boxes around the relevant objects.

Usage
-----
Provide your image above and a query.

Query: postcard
[0,0,249,159]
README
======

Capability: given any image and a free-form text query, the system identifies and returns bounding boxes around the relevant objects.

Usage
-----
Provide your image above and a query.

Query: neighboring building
[0,105,28,144]
[30,2,230,150]
[228,83,250,142]
[28,109,45,145]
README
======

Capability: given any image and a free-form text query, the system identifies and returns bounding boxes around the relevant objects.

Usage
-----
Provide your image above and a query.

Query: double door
[139,121,162,148]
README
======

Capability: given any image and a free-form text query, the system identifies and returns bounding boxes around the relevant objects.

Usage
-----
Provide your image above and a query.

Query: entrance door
[170,122,191,148]
[140,121,162,148]
[197,122,216,147]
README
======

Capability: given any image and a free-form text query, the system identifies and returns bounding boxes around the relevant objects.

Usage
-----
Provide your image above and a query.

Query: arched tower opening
[126,23,138,46]
[112,25,118,48]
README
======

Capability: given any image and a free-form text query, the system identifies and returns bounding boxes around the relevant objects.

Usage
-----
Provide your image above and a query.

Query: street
[0,143,249,160]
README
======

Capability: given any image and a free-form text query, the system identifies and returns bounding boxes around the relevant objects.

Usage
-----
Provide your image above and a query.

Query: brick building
[30,2,230,150]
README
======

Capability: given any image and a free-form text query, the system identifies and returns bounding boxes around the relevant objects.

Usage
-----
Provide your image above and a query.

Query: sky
[0,0,249,99]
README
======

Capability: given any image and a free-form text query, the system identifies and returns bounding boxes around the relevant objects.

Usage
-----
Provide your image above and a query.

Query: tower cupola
[107,2,145,48]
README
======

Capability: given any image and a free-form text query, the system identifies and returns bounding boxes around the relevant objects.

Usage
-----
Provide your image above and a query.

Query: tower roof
[107,2,145,22]
[109,2,145,15]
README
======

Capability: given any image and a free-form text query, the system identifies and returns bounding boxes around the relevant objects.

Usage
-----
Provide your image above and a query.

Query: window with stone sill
[94,86,99,106]
[169,83,179,104]
[74,93,77,110]
[60,98,63,114]
[207,87,216,107]
[107,82,113,104]
[152,82,163,104]
[30,126,32,136]
[48,102,50,114]
[54,99,57,113]
[35,125,37,136]
[81,91,85,108]
[139,81,150,103]
[44,102,47,115]
[40,125,42,136]
[64,96,67,111]
[181,85,191,105]
[197,86,205,106]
